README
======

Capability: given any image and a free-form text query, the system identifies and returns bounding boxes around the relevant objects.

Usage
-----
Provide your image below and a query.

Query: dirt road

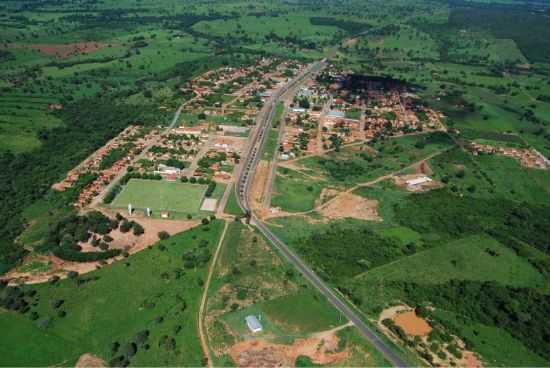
[198,221,229,367]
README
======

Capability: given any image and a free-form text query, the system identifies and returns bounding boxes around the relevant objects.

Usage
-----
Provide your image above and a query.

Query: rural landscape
[1,0,549,367]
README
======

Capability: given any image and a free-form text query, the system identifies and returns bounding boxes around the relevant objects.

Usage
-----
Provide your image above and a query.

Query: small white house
[245,315,263,333]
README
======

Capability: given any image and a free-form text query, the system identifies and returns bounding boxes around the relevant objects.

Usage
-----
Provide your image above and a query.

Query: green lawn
[0,310,82,367]
[111,179,206,216]
[224,187,245,216]
[271,167,322,212]
[358,235,544,288]
[0,221,225,366]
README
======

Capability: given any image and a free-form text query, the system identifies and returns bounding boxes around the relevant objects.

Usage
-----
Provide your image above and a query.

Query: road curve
[234,62,408,367]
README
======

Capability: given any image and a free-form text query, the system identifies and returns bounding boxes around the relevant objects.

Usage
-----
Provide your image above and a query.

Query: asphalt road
[234,62,408,367]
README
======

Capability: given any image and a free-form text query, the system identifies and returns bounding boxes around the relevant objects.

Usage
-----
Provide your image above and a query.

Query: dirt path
[198,221,229,368]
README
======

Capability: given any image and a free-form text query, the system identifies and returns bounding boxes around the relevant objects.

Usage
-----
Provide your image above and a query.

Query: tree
[158,231,170,240]
[120,220,132,233]
[132,222,144,236]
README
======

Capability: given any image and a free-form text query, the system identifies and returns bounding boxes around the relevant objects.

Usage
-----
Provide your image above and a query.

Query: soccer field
[111,179,207,215]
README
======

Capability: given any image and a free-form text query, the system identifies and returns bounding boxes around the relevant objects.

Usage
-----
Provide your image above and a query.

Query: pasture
[271,167,322,212]
[357,235,544,288]
[111,179,207,216]
[0,221,225,366]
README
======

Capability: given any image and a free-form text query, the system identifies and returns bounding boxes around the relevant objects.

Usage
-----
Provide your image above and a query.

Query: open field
[0,221,225,366]
[272,167,322,212]
[357,235,544,288]
[111,179,207,216]
[204,222,390,366]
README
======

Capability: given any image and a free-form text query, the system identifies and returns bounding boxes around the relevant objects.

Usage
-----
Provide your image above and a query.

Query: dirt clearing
[229,327,348,367]
[75,354,105,367]
[320,192,381,221]
[250,160,270,216]
[393,310,432,336]
[4,216,199,285]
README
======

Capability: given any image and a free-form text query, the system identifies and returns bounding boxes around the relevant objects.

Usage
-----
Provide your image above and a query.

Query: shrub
[53,248,121,262]
[111,341,120,355]
[134,330,150,346]
[132,222,144,236]
[204,181,217,197]
[158,231,170,240]
[50,299,64,309]
[120,220,132,233]
[120,342,137,357]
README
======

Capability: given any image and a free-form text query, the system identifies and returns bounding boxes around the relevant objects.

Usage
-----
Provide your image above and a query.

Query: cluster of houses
[52,126,160,207]
[182,58,304,116]
[471,142,550,170]
[275,69,447,160]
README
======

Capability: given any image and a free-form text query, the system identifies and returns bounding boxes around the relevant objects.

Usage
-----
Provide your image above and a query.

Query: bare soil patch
[80,216,198,255]
[4,216,198,285]
[344,37,359,48]
[411,160,433,175]
[75,353,106,367]
[379,306,483,367]
[393,310,432,337]
[462,351,483,368]
[229,328,348,367]
[250,160,270,216]
[320,192,381,221]
[316,187,340,206]
[9,42,106,58]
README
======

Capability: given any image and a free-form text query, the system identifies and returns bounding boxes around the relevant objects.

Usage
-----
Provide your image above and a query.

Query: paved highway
[234,62,408,367]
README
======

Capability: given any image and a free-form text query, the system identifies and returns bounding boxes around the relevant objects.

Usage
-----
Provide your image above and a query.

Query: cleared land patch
[393,310,432,337]
[319,192,381,221]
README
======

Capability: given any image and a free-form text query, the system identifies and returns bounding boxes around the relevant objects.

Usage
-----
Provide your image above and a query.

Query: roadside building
[406,176,432,190]
[245,315,263,333]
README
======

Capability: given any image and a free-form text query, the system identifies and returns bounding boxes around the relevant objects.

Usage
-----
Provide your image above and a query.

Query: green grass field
[111,179,206,216]
[271,167,322,212]
[0,221,225,366]
[357,235,544,288]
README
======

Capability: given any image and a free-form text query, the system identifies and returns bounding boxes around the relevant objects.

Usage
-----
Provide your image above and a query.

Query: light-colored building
[406,176,432,189]
[245,315,263,333]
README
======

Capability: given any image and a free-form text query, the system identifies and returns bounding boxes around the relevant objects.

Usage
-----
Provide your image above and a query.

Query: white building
[406,176,432,189]
[245,315,263,333]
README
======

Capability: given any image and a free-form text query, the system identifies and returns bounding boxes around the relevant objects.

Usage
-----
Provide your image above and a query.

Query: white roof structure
[406,176,432,187]
[245,315,263,333]
[327,110,345,118]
